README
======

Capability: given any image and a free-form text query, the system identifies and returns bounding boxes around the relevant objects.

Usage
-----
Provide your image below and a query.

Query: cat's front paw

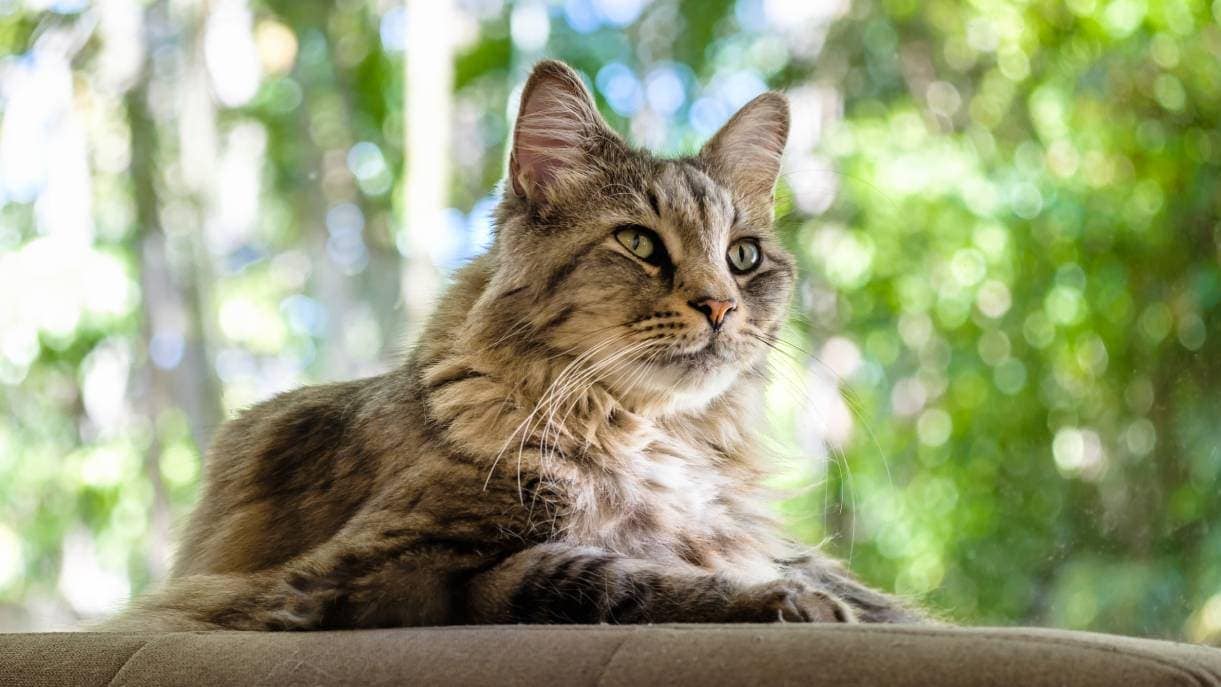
[728,580,857,623]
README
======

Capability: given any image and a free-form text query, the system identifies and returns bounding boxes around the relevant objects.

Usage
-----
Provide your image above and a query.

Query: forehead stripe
[646,189,662,218]
[682,165,710,229]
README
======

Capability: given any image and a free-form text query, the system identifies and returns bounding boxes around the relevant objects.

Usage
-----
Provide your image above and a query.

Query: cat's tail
[89,573,276,632]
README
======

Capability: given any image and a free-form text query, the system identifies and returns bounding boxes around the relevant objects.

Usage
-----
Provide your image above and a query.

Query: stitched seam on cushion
[103,635,166,687]
[593,634,633,687]
[740,625,1221,687]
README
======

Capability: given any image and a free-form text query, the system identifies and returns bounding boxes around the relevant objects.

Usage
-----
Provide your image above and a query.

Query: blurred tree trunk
[293,48,362,381]
[126,0,223,576]
[169,0,225,451]
[128,132,174,577]
[303,143,359,381]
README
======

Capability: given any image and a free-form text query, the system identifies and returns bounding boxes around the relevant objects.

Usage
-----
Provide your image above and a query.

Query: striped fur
[104,61,924,631]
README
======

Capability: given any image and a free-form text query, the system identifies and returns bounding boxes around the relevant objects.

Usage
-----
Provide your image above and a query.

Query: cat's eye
[615,225,667,266]
[727,238,762,273]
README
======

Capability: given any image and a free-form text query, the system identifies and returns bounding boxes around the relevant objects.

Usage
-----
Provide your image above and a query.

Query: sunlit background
[0,0,1218,640]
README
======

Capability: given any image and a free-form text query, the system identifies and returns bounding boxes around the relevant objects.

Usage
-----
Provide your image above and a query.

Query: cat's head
[481,60,795,412]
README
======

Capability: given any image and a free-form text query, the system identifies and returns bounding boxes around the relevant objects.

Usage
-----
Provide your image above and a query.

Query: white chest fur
[546,424,784,586]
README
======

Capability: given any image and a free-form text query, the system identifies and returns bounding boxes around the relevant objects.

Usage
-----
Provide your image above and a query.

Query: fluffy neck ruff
[414,253,789,577]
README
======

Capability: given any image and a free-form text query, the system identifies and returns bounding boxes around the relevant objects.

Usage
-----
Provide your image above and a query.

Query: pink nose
[689,298,737,331]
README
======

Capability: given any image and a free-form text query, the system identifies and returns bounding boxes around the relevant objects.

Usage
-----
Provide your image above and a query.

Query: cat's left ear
[509,60,617,202]
[698,92,789,201]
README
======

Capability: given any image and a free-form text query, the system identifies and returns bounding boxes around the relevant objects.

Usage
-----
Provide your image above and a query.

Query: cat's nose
[688,297,737,332]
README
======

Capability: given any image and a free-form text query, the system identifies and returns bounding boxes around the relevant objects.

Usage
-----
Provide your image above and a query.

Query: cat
[104,60,924,631]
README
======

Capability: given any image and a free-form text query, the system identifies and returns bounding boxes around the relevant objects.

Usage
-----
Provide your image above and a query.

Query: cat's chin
[613,356,742,415]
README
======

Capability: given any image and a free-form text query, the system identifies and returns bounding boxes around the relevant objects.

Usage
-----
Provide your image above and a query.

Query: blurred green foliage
[0,0,1217,641]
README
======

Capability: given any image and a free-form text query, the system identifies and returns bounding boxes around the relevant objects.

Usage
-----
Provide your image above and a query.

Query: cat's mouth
[660,336,736,368]
[621,335,745,408]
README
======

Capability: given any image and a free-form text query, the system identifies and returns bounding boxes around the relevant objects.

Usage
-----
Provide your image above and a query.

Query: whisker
[484,332,628,495]
[749,328,894,493]
[760,356,858,557]
[748,327,878,561]
[519,336,631,469]
[513,334,660,498]
[537,339,658,461]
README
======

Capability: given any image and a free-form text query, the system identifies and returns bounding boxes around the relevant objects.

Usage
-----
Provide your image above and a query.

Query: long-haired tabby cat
[106,60,924,631]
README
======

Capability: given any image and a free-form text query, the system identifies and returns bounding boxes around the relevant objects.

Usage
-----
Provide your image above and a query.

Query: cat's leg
[104,545,867,630]
[103,556,466,631]
[102,526,489,631]
[466,543,857,624]
[783,553,931,624]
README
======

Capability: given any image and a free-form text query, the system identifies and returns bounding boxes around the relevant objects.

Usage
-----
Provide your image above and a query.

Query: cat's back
[173,376,404,576]
[171,258,494,578]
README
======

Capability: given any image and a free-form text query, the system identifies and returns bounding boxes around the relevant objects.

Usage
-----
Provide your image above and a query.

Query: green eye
[615,225,666,265]
[727,238,762,273]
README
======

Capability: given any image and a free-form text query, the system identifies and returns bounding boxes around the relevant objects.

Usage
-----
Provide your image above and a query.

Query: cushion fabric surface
[4,624,1221,686]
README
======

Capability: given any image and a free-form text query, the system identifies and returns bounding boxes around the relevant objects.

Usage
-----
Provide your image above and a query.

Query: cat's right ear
[697,92,789,202]
[509,61,613,202]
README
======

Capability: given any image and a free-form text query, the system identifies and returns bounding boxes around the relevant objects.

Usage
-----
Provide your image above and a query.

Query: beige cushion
[4,625,1220,686]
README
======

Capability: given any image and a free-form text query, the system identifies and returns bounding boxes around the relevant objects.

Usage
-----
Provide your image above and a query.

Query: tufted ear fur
[698,92,790,201]
[509,60,617,202]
